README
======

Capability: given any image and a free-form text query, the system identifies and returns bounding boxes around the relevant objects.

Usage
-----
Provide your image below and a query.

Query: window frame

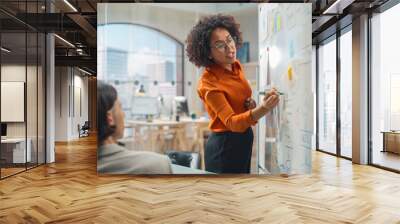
[315,24,353,161]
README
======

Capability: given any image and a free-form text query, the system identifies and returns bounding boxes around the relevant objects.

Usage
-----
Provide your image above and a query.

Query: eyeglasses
[211,36,235,52]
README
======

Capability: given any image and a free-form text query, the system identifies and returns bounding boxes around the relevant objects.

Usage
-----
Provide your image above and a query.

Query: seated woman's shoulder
[98,144,172,174]
[132,151,172,174]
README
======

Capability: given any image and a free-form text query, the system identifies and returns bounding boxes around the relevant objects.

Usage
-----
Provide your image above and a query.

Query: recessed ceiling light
[63,0,78,12]
[1,47,11,53]
[78,67,92,76]
[54,34,75,48]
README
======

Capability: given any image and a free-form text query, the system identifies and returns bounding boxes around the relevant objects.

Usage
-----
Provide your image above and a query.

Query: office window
[371,3,400,171]
[340,29,352,158]
[318,37,337,154]
[98,24,184,118]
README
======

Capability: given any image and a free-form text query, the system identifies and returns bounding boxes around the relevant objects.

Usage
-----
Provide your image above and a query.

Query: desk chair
[78,121,90,138]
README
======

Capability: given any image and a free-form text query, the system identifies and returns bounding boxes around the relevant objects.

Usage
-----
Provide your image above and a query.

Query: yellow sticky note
[287,66,293,81]
[277,15,281,32]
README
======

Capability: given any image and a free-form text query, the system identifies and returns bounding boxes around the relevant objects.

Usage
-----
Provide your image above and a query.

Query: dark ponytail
[97,81,117,146]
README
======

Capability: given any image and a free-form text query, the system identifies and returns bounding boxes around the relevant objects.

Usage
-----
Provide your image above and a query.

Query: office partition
[0,0,47,179]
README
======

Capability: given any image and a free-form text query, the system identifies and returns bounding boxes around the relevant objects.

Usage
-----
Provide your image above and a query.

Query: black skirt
[205,127,253,174]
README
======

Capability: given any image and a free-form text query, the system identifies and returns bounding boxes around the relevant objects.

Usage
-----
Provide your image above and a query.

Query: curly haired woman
[186,14,280,174]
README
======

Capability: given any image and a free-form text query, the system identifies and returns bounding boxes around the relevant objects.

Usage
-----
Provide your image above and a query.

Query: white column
[45,1,56,163]
[352,14,369,164]
[46,33,55,163]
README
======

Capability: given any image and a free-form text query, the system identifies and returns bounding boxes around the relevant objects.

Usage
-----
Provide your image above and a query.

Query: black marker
[259,90,284,95]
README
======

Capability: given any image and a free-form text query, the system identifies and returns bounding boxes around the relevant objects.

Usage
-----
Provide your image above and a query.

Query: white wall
[55,67,89,141]
[231,7,259,94]
[55,66,68,141]
[231,7,259,63]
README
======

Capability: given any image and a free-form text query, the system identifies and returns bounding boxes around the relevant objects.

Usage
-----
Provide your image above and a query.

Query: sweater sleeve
[204,89,256,132]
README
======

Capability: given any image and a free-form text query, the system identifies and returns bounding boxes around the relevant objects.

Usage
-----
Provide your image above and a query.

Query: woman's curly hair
[185,14,243,68]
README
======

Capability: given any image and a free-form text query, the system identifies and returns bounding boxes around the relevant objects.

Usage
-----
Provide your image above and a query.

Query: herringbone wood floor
[1,135,400,223]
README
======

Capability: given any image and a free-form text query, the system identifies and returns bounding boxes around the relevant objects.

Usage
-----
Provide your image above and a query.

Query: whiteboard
[1,82,25,122]
[258,4,312,175]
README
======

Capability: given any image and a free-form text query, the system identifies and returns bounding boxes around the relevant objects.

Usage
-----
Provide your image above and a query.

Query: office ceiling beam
[311,0,391,43]
[66,13,97,46]
[86,0,97,12]
[67,14,96,37]
[312,14,353,44]
[9,13,82,32]
[0,8,37,31]
[312,15,335,33]
[55,55,96,68]
[323,0,356,14]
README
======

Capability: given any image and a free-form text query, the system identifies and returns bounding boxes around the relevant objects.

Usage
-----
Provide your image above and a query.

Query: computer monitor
[173,96,189,117]
[131,96,159,116]
[1,123,7,137]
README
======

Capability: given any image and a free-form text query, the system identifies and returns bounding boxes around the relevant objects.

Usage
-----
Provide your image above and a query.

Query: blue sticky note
[289,40,294,58]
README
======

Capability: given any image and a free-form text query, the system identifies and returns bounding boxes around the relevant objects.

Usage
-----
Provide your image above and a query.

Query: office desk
[1,138,31,164]
[126,119,187,151]
[125,118,209,169]
[382,131,400,154]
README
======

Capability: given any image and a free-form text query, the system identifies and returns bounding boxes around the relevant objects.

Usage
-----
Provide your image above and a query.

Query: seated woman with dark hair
[97,82,172,174]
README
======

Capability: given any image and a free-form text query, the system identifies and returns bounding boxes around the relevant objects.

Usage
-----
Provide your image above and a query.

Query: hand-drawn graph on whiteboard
[257,3,313,175]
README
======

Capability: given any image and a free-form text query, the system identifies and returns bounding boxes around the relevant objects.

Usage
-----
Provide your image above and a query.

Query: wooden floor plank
[0,135,399,223]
